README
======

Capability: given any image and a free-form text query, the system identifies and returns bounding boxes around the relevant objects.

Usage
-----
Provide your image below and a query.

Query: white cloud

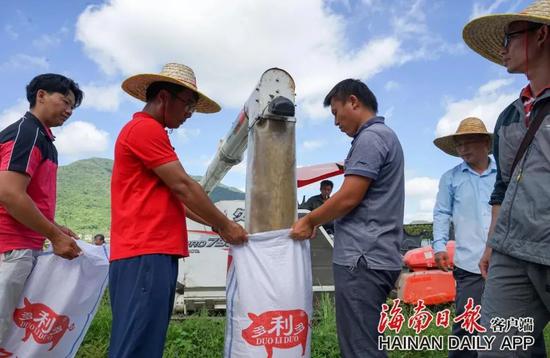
[385,81,400,91]
[80,83,124,112]
[302,139,326,151]
[391,0,427,36]
[478,78,514,95]
[32,27,70,50]
[405,176,439,197]
[53,121,109,159]
[389,0,465,62]
[4,24,18,39]
[327,0,352,12]
[74,0,447,120]
[0,100,28,130]
[360,0,383,8]
[181,153,215,174]
[232,161,247,175]
[175,127,201,143]
[404,176,439,223]
[32,34,61,50]
[435,78,518,138]
[382,106,394,121]
[419,198,436,212]
[0,54,49,70]
[470,0,507,20]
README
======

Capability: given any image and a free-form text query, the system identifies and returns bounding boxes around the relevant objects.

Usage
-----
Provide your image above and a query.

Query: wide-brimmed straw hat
[121,63,221,113]
[434,117,493,157]
[463,0,550,65]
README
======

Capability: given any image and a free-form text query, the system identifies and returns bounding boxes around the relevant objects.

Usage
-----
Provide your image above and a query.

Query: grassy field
[77,294,550,357]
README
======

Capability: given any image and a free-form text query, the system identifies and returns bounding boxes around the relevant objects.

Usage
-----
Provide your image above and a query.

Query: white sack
[0,241,109,358]
[224,229,312,358]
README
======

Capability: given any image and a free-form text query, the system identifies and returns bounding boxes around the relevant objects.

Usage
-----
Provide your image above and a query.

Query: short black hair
[94,234,105,241]
[323,79,378,113]
[320,180,333,189]
[145,81,199,103]
[26,73,83,109]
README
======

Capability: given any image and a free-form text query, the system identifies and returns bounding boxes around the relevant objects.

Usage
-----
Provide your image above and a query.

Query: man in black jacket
[300,180,334,233]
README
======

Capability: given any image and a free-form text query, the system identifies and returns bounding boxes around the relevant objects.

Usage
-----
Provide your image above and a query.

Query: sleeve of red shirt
[0,122,43,178]
[125,119,179,169]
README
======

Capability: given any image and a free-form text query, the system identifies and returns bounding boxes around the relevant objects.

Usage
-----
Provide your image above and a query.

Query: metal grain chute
[200,68,297,233]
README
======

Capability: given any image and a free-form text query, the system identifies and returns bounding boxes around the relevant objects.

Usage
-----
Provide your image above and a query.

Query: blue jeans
[108,254,178,358]
[333,257,400,358]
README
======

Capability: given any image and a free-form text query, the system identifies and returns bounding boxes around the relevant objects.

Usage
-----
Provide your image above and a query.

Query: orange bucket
[403,241,455,271]
[397,270,456,305]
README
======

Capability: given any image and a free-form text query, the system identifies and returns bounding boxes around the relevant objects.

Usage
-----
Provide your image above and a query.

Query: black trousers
[450,266,485,358]
[333,257,400,358]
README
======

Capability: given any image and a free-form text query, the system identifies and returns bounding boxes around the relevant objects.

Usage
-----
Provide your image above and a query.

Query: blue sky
[0,0,532,223]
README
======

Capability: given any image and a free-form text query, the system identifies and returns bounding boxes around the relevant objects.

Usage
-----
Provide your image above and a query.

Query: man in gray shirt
[291,79,404,358]
[463,1,550,356]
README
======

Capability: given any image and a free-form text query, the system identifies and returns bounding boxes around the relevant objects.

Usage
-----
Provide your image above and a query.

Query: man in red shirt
[109,63,248,358]
[0,74,83,344]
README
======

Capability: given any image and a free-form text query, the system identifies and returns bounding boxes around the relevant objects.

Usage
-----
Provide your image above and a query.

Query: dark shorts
[108,254,178,358]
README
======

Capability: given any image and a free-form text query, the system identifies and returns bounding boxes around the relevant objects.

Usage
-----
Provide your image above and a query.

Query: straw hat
[121,63,221,113]
[463,0,550,65]
[434,117,493,157]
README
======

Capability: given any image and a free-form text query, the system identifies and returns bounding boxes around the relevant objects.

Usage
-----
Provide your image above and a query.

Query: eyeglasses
[502,25,542,48]
[455,139,481,147]
[172,93,197,114]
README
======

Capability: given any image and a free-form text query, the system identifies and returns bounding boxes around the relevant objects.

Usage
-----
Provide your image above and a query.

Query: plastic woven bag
[224,229,312,358]
[0,241,109,358]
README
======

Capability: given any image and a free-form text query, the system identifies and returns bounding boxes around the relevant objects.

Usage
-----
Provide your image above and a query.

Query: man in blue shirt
[291,79,404,358]
[432,117,495,358]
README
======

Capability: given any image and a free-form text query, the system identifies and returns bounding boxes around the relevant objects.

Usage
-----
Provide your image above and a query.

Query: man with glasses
[432,117,496,358]
[109,63,247,358]
[502,24,544,49]
[463,0,550,355]
[0,74,83,344]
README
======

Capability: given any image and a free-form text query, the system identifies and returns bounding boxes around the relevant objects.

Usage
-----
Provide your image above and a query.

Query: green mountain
[56,158,244,236]
[56,158,112,236]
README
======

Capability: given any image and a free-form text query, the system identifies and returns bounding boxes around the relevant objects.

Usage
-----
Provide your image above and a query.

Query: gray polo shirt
[333,116,404,270]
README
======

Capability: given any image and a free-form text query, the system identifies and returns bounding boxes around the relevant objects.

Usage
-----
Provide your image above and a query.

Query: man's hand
[56,224,79,240]
[479,246,493,279]
[290,216,316,240]
[50,231,82,260]
[434,251,451,271]
[218,221,248,245]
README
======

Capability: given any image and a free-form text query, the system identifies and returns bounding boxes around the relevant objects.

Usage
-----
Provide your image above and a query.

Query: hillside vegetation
[56,158,244,236]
